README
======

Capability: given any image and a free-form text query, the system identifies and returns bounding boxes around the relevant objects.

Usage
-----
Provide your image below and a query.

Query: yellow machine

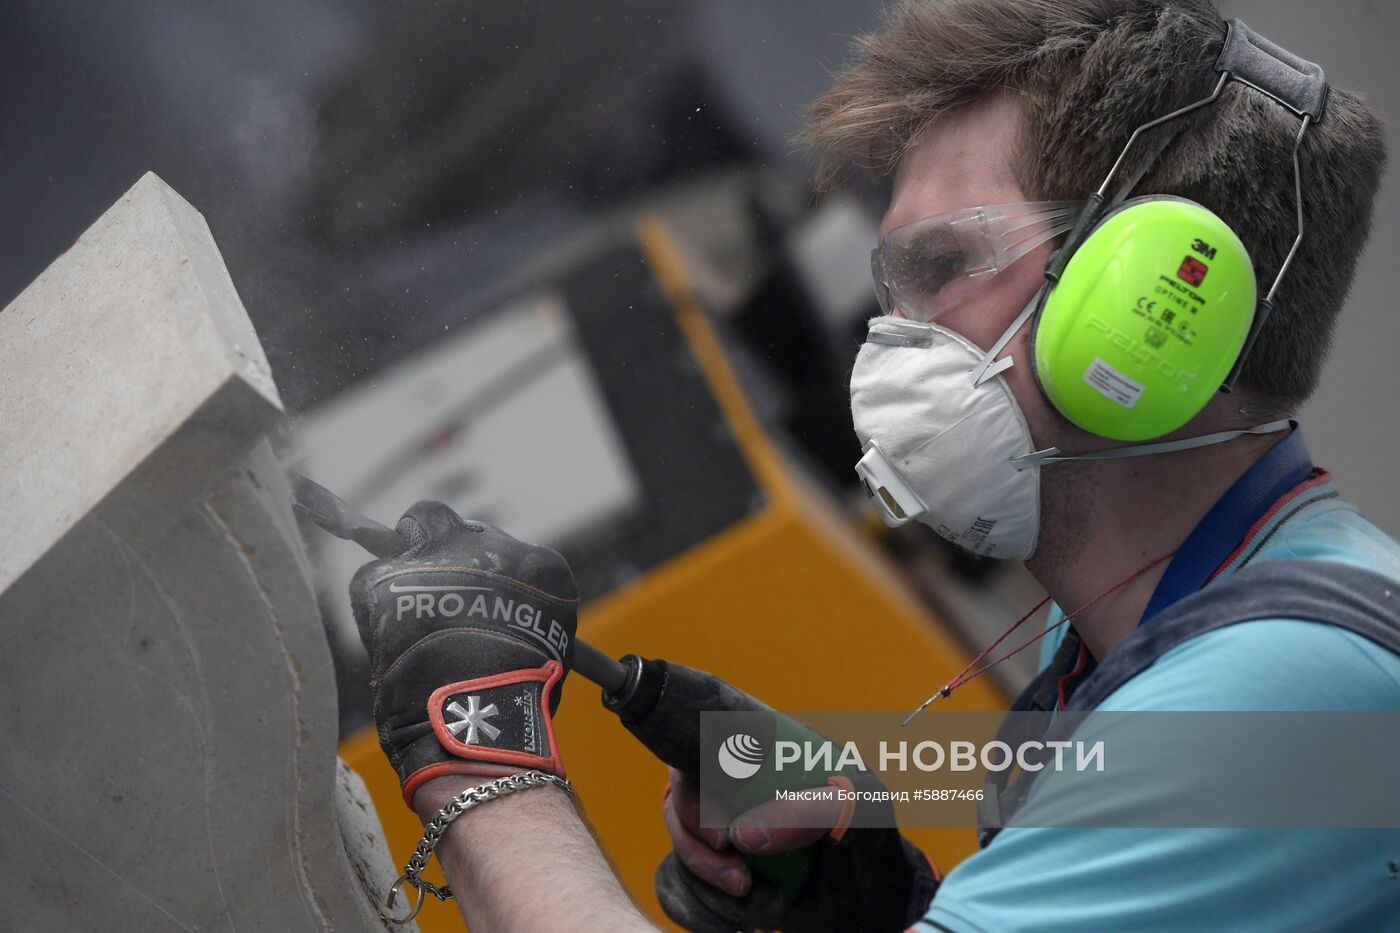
[340,217,1006,930]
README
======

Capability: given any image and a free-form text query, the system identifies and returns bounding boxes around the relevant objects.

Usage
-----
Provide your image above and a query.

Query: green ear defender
[1034,197,1256,441]
[1027,18,1329,442]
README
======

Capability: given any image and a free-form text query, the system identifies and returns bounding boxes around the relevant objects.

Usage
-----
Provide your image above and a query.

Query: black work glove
[650,664,939,933]
[656,830,937,933]
[349,501,577,807]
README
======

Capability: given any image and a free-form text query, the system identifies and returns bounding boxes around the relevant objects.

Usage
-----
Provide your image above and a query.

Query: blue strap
[1076,560,1400,711]
[1140,426,1315,625]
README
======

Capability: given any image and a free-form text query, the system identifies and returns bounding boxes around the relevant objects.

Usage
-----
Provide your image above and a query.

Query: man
[350,1,1397,930]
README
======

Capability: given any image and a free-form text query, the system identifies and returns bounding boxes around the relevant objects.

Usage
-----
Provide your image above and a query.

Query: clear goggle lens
[871,200,1085,323]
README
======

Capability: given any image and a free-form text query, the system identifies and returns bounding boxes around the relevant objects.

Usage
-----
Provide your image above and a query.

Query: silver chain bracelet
[384,770,573,924]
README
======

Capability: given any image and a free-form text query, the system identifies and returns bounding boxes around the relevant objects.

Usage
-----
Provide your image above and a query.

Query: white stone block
[0,174,407,931]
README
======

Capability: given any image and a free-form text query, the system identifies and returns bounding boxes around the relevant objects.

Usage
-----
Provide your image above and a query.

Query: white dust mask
[850,314,1043,560]
[849,297,1293,561]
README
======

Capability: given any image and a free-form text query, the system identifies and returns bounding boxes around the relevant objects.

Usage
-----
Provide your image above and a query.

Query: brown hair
[804,0,1387,407]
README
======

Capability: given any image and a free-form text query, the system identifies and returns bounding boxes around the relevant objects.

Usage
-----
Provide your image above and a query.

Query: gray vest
[977,559,1400,846]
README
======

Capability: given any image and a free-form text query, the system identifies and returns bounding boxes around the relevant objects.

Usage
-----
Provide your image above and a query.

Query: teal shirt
[919,493,1400,931]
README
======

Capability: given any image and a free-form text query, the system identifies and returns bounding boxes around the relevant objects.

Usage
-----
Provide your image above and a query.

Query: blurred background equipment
[5,0,1395,525]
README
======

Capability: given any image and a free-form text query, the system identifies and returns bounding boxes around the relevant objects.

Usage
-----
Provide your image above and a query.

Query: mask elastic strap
[969,286,1047,387]
[1010,419,1292,470]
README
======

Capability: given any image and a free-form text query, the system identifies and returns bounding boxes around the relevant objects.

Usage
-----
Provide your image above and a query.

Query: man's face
[880,91,1069,453]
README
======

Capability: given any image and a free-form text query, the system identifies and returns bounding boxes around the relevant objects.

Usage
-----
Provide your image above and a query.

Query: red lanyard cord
[902,550,1176,726]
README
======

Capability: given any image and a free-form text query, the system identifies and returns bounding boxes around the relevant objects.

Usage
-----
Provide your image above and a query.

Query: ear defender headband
[1032,19,1330,441]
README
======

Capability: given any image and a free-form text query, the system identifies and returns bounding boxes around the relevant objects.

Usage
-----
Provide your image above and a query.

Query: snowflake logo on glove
[444,696,501,745]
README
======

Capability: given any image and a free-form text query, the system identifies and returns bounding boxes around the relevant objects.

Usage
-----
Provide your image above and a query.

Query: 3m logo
[1177,256,1209,287]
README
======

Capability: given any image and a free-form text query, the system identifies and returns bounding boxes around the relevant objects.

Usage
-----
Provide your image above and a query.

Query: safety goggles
[870,201,1085,323]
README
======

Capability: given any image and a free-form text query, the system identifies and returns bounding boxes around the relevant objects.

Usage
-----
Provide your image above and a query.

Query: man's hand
[657,728,939,932]
[349,501,578,807]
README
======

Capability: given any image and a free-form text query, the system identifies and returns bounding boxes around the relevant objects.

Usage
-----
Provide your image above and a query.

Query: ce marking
[1136,296,1158,314]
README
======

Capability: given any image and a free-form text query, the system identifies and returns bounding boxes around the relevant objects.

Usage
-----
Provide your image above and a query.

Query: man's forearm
[412,775,660,933]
